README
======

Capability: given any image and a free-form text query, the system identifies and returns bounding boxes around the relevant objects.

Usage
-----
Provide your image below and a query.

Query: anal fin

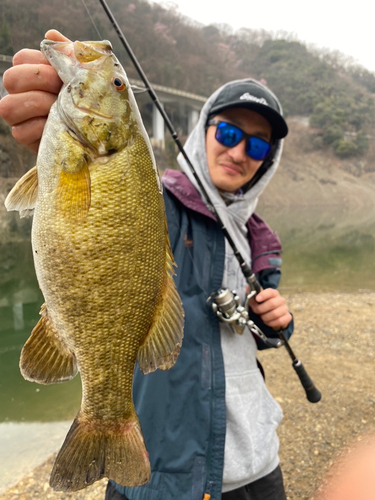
[137,246,184,374]
[20,303,78,384]
[5,166,38,218]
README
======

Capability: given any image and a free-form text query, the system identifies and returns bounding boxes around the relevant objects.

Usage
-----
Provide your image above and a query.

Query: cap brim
[208,101,288,139]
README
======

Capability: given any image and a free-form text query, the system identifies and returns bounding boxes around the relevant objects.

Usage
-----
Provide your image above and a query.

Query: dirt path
[2,292,375,500]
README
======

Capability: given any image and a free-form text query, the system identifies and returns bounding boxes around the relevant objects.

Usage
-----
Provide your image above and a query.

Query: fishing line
[80,0,103,39]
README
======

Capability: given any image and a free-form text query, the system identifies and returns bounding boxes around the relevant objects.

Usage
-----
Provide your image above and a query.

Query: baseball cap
[208,80,288,139]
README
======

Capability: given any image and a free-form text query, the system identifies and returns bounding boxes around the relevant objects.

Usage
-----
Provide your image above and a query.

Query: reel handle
[292,359,322,403]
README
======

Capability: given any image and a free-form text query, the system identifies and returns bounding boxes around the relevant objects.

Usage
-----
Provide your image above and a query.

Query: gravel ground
[1,291,375,500]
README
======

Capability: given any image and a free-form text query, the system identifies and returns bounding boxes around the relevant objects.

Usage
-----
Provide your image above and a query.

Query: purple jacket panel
[162,169,282,274]
[161,169,215,220]
[246,214,282,274]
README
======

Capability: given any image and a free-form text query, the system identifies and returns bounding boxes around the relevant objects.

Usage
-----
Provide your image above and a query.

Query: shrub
[334,140,358,157]
[322,126,344,145]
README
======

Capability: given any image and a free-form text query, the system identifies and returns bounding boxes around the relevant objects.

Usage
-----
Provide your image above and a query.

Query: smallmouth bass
[5,38,184,492]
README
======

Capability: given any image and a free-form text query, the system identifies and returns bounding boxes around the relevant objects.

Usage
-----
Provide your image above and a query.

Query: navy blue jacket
[115,170,293,500]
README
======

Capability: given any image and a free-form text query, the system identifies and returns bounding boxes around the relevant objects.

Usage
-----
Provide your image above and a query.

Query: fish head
[41,39,138,156]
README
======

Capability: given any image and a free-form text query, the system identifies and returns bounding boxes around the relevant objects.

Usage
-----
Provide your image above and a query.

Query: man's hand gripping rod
[244,264,321,403]
[209,265,321,404]
[208,288,283,348]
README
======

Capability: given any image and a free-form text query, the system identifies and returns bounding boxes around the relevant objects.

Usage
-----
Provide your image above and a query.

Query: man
[0,30,293,500]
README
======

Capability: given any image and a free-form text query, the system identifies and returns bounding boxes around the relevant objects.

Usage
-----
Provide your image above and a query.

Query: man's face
[205,107,273,193]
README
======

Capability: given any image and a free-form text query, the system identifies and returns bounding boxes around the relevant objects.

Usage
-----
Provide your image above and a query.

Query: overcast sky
[152,0,374,73]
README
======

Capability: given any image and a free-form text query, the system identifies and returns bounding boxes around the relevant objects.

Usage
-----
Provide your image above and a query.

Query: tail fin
[50,413,150,491]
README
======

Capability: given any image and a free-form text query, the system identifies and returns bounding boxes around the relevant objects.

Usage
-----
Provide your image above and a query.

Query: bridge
[0,54,206,147]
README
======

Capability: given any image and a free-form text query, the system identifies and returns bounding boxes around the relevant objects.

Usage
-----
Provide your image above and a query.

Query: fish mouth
[41,40,76,84]
[41,39,113,84]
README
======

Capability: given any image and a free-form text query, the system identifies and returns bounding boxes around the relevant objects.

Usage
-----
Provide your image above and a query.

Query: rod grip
[292,360,321,403]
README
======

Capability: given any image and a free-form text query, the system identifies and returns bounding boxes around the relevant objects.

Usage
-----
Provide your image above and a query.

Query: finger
[13,48,49,66]
[45,29,71,43]
[16,138,40,155]
[3,64,62,95]
[12,117,47,151]
[248,297,264,316]
[266,314,292,329]
[256,288,278,302]
[0,91,57,127]
[260,306,289,324]
[248,302,262,315]
[253,297,285,315]
[248,296,257,308]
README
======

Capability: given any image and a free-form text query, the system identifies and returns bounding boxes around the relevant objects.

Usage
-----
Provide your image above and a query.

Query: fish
[4,38,184,492]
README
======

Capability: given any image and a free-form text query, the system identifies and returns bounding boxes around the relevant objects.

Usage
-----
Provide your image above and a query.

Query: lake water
[1,204,375,424]
[259,203,375,293]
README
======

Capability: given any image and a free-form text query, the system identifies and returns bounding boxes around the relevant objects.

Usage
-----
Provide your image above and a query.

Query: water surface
[259,204,375,293]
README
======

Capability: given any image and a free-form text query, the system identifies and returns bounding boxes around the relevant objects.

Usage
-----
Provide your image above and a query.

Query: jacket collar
[162,169,215,221]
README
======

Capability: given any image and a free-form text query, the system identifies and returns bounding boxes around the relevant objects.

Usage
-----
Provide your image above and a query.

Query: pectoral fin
[4,166,38,218]
[55,132,91,220]
[56,163,91,220]
[20,303,78,384]
[137,243,184,374]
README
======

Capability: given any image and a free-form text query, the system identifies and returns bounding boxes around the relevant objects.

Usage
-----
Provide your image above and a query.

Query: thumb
[248,295,258,311]
[45,30,71,43]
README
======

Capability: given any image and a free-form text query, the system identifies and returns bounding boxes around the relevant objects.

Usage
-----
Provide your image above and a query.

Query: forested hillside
[0,0,375,170]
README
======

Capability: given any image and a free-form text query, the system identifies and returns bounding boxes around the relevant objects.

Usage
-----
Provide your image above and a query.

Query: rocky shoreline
[1,291,375,500]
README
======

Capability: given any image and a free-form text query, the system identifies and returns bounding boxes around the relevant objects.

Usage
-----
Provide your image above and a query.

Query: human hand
[0,30,69,153]
[248,288,292,330]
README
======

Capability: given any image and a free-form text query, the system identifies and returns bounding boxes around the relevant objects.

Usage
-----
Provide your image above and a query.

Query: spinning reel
[208,288,283,348]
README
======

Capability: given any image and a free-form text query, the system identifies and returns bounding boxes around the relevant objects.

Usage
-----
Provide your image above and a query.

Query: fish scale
[5,38,184,492]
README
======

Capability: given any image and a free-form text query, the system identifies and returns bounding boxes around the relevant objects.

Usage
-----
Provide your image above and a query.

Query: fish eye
[112,77,126,91]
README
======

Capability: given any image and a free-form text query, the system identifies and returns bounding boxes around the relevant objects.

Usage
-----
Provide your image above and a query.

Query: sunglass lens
[216,122,243,148]
[247,137,271,161]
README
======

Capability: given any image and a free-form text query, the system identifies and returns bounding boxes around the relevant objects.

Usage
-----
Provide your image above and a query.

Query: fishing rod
[98,0,321,403]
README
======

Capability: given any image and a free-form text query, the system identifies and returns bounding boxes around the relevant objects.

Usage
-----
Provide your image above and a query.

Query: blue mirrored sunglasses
[207,120,271,161]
